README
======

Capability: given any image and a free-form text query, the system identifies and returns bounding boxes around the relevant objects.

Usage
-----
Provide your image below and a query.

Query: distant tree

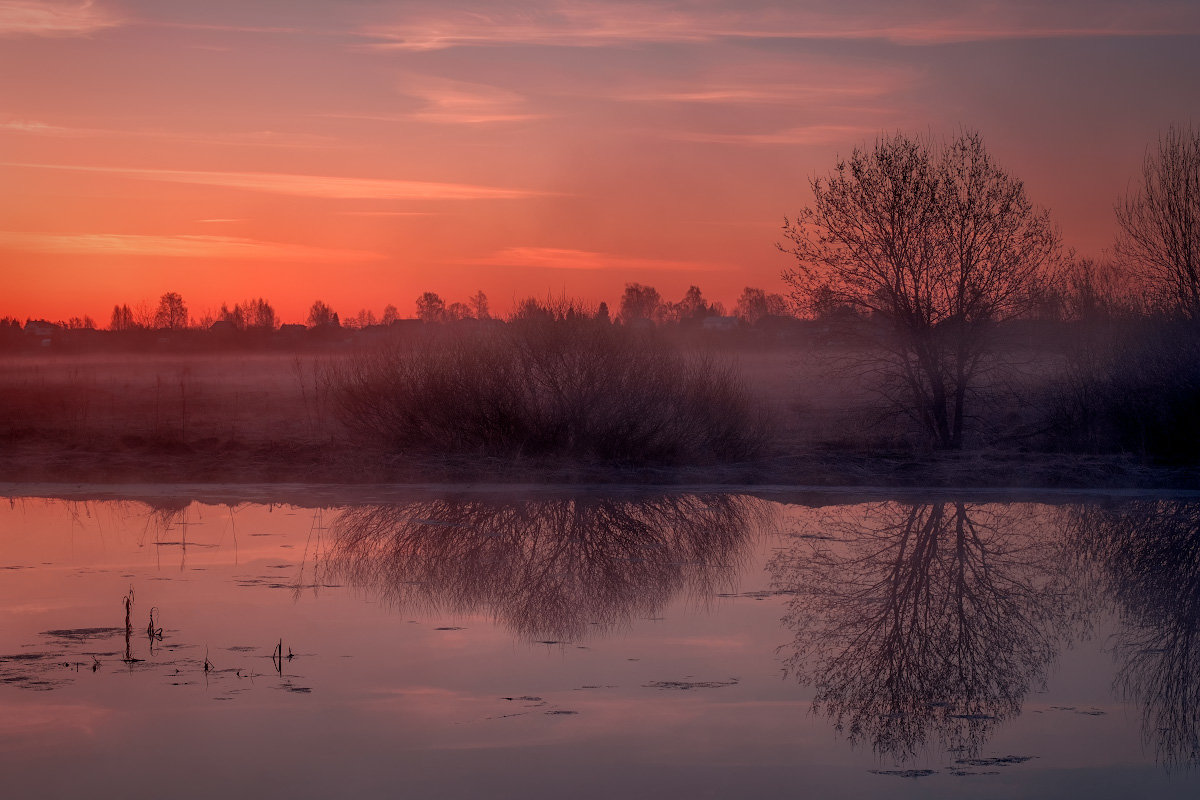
[307,300,340,328]
[132,300,156,328]
[510,297,555,322]
[415,292,447,323]
[596,301,611,324]
[618,283,662,325]
[65,316,96,330]
[469,290,490,320]
[347,308,377,329]
[244,297,277,329]
[381,304,399,325]
[153,292,188,330]
[676,285,719,324]
[1115,124,1200,319]
[780,131,1061,449]
[219,302,245,329]
[447,302,472,321]
[0,316,21,348]
[110,304,136,331]
[810,283,858,321]
[735,287,788,325]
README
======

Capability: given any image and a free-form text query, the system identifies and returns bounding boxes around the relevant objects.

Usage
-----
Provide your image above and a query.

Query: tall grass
[327,316,770,466]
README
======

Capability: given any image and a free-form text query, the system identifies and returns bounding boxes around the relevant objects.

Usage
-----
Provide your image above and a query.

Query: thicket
[327,314,769,467]
[1045,320,1200,465]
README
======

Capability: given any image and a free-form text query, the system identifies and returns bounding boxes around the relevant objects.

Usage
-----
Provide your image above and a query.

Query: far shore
[3,448,1196,503]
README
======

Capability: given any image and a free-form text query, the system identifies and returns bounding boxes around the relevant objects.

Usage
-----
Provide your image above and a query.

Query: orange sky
[2,0,1199,324]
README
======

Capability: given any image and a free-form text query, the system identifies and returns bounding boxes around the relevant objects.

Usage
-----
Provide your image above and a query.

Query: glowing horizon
[3,0,1199,325]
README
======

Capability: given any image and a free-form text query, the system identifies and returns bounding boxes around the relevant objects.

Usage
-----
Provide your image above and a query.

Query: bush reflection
[324,494,765,641]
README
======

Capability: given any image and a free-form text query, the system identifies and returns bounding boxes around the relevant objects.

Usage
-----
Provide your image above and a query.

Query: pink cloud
[468,246,724,273]
[0,1,119,37]
[0,231,383,261]
[4,162,552,200]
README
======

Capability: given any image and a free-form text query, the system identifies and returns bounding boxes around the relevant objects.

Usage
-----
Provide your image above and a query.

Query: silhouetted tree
[618,282,662,325]
[1115,124,1200,319]
[415,291,446,323]
[734,287,787,324]
[307,299,340,328]
[780,131,1061,448]
[153,292,188,330]
[469,290,490,321]
[381,304,399,325]
[243,297,277,329]
[347,308,377,329]
[110,304,136,331]
[595,301,611,324]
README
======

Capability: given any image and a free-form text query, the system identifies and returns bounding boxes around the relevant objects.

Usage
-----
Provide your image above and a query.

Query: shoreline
[3,449,1196,506]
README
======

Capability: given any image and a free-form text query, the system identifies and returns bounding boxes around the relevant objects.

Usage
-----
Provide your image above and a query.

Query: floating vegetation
[643,678,739,690]
[1,586,312,700]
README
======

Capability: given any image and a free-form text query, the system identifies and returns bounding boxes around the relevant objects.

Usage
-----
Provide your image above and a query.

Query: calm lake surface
[2,488,1199,799]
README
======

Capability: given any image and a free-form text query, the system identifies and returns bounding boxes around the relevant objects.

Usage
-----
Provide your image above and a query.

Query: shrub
[327,316,769,466]
[1044,321,1200,464]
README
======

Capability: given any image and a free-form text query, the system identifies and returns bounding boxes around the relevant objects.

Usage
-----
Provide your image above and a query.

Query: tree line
[6,283,794,337]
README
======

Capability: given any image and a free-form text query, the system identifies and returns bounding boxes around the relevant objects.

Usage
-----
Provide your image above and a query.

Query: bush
[1045,321,1200,464]
[327,316,770,466]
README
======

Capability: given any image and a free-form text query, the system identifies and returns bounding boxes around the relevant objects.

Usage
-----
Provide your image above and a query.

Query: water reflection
[770,501,1079,760]
[1067,500,1200,767]
[321,493,765,641]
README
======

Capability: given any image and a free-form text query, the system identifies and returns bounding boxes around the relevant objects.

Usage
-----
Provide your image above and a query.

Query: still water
[1,487,1198,798]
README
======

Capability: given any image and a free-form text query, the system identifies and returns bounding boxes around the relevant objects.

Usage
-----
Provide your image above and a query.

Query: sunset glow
[3,0,1199,323]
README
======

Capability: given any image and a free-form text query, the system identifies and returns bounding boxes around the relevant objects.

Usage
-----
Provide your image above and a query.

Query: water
[1,488,1198,798]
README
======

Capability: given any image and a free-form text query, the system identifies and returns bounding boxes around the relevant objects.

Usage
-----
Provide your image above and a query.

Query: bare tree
[153,292,188,330]
[469,290,490,320]
[617,282,662,325]
[110,304,136,331]
[734,286,787,325]
[307,300,339,328]
[1115,125,1200,319]
[780,131,1060,448]
[415,291,446,323]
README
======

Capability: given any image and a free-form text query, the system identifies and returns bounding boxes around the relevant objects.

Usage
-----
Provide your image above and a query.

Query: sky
[2,0,1199,324]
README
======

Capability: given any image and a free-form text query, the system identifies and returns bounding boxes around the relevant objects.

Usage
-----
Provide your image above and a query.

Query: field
[0,339,1182,488]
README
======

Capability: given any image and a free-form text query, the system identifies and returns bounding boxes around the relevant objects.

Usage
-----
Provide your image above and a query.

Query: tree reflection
[321,493,764,641]
[1067,500,1200,767]
[770,501,1077,760]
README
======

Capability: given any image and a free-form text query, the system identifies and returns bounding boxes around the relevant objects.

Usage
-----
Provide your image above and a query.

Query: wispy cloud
[469,246,723,272]
[399,74,543,125]
[0,118,336,149]
[0,231,383,261]
[672,123,883,146]
[362,1,1200,50]
[4,162,552,200]
[336,210,439,217]
[0,1,119,37]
